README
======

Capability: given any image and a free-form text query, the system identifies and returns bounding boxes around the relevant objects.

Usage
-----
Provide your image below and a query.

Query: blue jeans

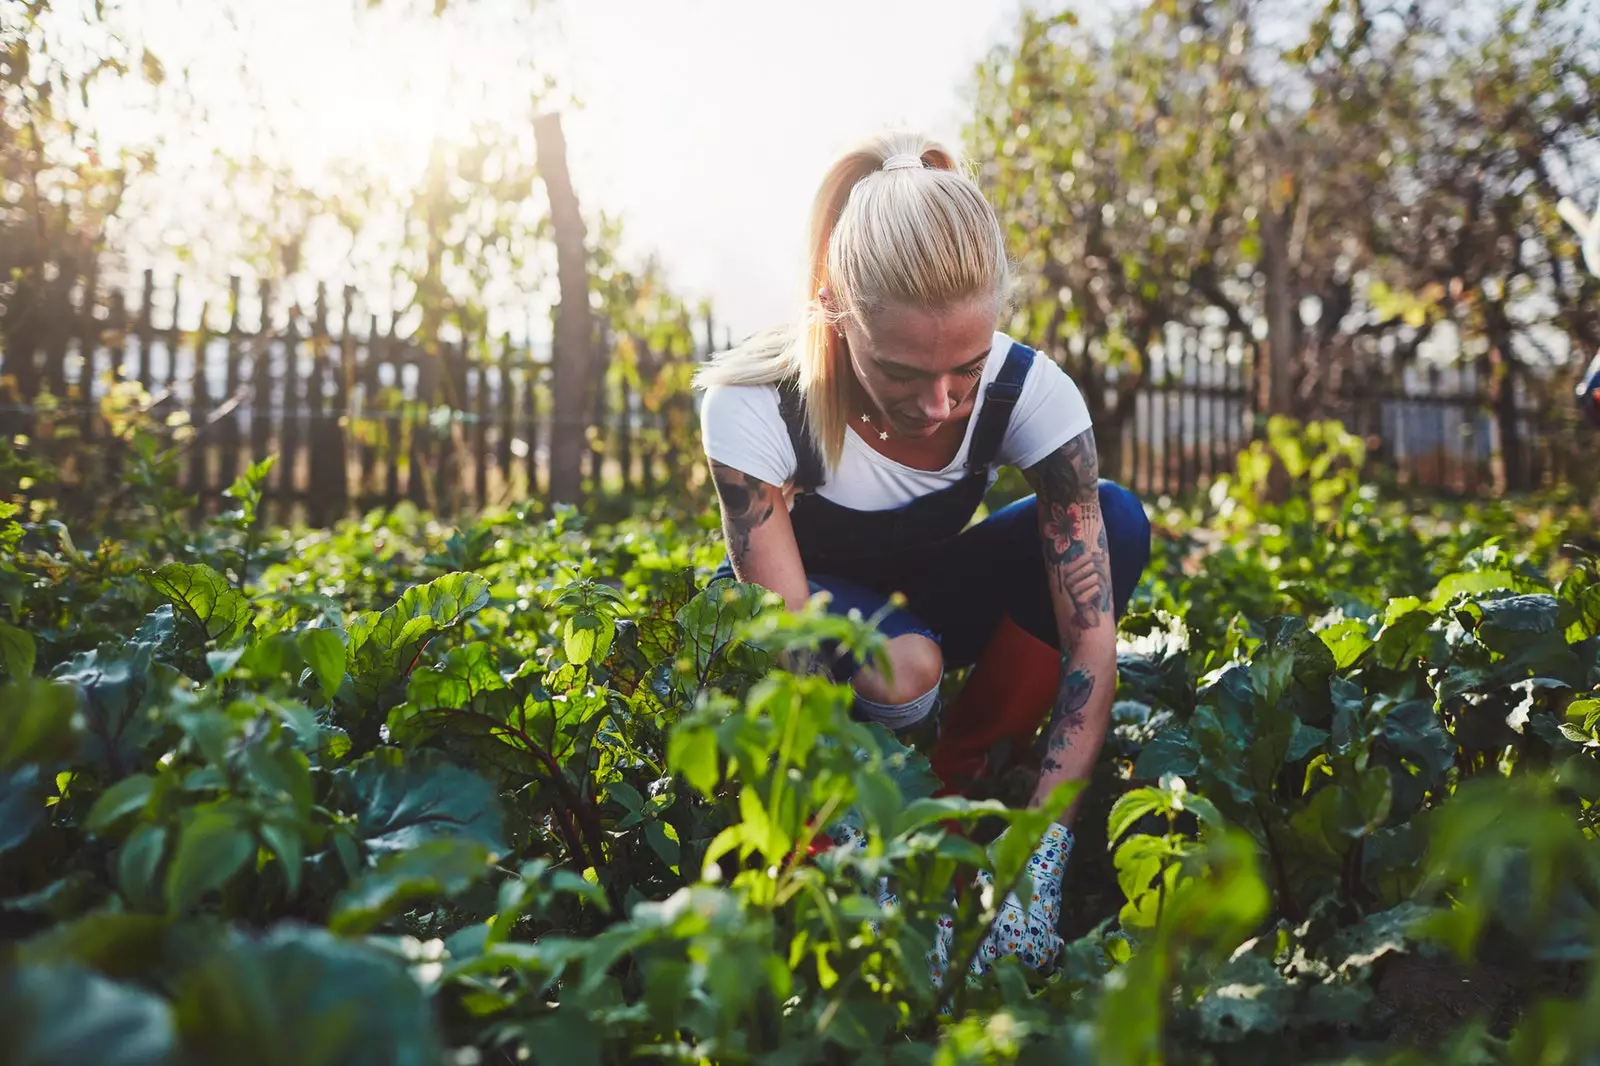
[759,481,1151,680]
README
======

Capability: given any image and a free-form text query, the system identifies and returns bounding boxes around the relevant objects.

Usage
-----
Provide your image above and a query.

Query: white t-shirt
[698,332,1093,512]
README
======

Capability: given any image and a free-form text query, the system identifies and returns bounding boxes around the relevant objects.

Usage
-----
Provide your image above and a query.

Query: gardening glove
[826,822,898,912]
[929,821,1074,986]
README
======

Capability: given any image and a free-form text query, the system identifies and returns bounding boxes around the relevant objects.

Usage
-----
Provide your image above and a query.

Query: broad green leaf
[1195,952,1293,1041]
[146,562,253,645]
[1429,569,1517,610]
[0,963,176,1066]
[564,613,600,666]
[644,820,681,871]
[1316,618,1372,669]
[260,820,305,898]
[165,804,256,913]
[523,1008,602,1066]
[117,824,168,910]
[1107,787,1168,847]
[172,925,442,1066]
[337,749,507,858]
[674,578,772,681]
[0,620,36,679]
[86,774,156,832]
[0,764,47,856]
[297,628,347,701]
[0,678,80,769]
[667,722,720,797]
[344,573,491,701]
[52,630,177,776]
[331,837,493,934]
[1131,730,1197,780]
[405,641,504,710]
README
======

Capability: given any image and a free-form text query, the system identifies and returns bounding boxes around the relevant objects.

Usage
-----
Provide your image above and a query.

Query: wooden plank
[473,346,489,510]
[277,306,304,512]
[219,278,243,489]
[187,295,212,506]
[78,276,102,444]
[304,284,330,526]
[136,269,155,393]
[496,334,513,499]
[250,280,275,471]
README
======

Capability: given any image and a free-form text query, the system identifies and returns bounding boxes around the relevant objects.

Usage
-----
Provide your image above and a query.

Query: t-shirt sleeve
[998,354,1095,471]
[699,383,797,488]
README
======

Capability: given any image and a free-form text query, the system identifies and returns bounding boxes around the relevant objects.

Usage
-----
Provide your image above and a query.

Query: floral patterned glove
[929,821,1074,985]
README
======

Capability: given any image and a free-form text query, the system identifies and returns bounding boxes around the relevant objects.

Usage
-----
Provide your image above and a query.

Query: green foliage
[2,424,1599,1064]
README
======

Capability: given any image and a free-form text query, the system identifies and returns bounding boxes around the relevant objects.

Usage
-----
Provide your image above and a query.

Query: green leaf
[1316,618,1372,669]
[675,578,772,680]
[297,629,347,701]
[405,641,505,710]
[0,678,80,769]
[0,620,36,679]
[52,626,177,776]
[1429,569,1517,610]
[145,563,253,645]
[0,764,48,856]
[0,963,176,1066]
[564,613,600,666]
[1107,787,1168,846]
[344,573,491,701]
[523,1008,602,1066]
[86,774,156,833]
[260,820,305,898]
[173,925,442,1066]
[164,804,256,913]
[644,820,681,870]
[1195,952,1293,1041]
[331,837,493,934]
[338,749,507,858]
[667,722,720,797]
[117,824,168,910]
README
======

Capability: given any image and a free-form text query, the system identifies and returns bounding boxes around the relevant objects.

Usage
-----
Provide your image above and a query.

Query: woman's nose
[917,386,954,421]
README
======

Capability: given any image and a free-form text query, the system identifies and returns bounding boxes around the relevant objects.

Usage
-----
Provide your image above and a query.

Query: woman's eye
[960,364,984,378]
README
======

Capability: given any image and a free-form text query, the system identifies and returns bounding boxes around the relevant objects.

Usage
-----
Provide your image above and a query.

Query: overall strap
[776,377,826,491]
[965,341,1035,472]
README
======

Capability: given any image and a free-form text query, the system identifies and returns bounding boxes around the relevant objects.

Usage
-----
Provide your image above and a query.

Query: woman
[692,131,1152,976]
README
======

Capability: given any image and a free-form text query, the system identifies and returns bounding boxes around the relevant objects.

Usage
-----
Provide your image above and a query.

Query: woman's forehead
[861,298,996,372]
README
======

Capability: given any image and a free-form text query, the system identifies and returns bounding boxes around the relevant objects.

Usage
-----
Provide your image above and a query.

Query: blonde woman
[694,132,1151,977]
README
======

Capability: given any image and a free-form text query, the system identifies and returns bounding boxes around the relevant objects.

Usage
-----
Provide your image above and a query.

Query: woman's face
[842,294,998,440]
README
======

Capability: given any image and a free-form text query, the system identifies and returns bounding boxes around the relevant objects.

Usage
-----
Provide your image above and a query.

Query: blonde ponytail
[693,131,1010,471]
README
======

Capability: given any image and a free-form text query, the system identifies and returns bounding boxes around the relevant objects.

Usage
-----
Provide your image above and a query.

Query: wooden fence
[0,271,715,524]
[1098,328,1590,500]
[1,270,1591,526]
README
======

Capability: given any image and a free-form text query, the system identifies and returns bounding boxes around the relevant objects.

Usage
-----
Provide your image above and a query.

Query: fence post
[217,278,242,490]
[187,296,211,508]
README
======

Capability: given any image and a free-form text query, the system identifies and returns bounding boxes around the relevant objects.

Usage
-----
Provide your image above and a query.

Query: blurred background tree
[969,0,1599,486]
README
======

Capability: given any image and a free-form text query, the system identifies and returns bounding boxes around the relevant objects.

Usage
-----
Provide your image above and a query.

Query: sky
[90,0,1027,339]
[549,0,1025,338]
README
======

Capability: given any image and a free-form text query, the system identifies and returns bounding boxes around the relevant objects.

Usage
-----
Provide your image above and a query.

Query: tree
[969,0,1600,488]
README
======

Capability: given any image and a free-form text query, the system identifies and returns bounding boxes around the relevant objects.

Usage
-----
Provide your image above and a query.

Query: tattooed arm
[708,460,829,677]
[1020,430,1117,827]
[709,456,815,597]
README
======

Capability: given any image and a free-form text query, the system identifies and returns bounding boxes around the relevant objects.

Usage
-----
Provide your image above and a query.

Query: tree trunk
[535,112,594,505]
[1258,199,1297,501]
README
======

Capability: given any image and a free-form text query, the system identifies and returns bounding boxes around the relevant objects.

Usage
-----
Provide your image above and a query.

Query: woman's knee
[852,633,943,715]
[1096,479,1151,617]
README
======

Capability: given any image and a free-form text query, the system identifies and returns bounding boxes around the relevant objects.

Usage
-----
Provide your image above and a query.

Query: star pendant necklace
[858,410,891,441]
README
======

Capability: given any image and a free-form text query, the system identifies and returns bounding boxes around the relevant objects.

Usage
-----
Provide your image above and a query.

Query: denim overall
[712,340,1150,679]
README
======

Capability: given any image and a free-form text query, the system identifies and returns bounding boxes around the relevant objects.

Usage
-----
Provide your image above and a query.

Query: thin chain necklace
[857,411,891,441]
